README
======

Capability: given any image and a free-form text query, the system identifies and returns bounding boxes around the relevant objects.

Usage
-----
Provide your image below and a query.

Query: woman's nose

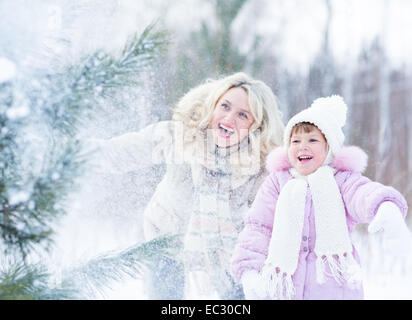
[223,112,236,125]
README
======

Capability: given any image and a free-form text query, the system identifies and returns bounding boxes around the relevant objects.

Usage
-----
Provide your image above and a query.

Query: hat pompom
[310,95,347,128]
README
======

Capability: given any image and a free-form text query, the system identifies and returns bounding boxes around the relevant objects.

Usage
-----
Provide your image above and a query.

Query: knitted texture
[283,95,347,157]
[183,136,261,297]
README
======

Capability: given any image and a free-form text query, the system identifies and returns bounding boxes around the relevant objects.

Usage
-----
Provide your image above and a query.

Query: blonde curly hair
[172,72,284,161]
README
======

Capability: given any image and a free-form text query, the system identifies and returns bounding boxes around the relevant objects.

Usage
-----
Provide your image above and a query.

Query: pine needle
[65,234,182,298]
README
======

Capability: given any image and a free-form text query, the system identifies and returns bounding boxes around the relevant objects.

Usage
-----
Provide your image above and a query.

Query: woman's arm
[85,121,173,174]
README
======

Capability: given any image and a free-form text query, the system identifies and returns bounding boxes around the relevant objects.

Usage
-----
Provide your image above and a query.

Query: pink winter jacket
[230,146,408,300]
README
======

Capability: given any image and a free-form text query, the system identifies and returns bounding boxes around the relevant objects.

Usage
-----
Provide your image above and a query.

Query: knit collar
[289,166,337,181]
[200,128,250,159]
[191,129,260,180]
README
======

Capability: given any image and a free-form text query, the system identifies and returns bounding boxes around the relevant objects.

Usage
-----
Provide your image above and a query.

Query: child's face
[209,87,255,147]
[288,126,328,176]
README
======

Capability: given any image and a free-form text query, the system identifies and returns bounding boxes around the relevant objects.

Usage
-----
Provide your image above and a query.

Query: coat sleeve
[230,172,280,283]
[339,171,408,226]
[85,121,173,174]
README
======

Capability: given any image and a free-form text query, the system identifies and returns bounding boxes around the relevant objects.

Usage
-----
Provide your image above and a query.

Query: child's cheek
[287,147,296,166]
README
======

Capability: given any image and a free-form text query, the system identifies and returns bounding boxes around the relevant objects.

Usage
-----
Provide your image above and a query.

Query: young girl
[88,72,285,299]
[230,95,410,300]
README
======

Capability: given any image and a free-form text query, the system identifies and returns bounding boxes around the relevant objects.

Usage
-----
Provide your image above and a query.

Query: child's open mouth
[298,155,313,163]
[218,123,235,137]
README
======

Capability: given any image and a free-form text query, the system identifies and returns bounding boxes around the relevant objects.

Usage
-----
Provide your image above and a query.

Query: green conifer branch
[0,141,85,258]
[66,234,182,298]
[0,21,170,299]
[45,22,169,136]
[0,261,76,299]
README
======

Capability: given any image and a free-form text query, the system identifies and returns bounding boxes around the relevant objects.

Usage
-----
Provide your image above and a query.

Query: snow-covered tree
[170,0,263,100]
[0,22,173,299]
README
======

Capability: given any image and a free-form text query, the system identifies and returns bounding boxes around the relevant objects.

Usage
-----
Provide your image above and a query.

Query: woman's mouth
[218,123,235,137]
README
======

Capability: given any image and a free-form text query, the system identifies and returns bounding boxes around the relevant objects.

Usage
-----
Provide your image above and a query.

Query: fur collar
[265,146,368,174]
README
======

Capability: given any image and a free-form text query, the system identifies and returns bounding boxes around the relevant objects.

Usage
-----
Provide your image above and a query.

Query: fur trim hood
[265,145,368,174]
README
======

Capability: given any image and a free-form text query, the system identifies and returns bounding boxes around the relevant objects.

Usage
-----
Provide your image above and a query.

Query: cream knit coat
[90,120,267,297]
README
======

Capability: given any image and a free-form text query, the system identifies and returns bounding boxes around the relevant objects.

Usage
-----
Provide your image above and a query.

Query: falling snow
[1,0,412,300]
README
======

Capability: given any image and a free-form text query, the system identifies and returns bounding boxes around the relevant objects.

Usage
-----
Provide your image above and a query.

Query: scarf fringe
[261,265,295,300]
[261,253,361,300]
[315,252,359,285]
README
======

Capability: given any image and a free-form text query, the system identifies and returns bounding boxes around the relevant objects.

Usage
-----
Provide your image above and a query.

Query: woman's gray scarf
[183,137,256,296]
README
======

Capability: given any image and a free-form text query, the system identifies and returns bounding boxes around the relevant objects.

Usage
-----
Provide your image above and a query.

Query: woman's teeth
[219,124,234,135]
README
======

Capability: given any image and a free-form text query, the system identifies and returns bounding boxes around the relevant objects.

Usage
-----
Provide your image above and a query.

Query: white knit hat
[284,95,348,161]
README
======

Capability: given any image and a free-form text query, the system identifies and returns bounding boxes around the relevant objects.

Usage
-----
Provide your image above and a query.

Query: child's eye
[291,139,300,143]
[309,138,318,142]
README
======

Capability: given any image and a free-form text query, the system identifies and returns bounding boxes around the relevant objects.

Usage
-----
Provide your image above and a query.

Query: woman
[89,72,285,299]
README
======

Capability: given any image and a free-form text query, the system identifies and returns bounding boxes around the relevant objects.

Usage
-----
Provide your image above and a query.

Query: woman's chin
[215,136,238,148]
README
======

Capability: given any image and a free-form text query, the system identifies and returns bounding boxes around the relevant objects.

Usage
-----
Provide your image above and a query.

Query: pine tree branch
[65,234,182,298]
[0,21,169,298]
[0,261,77,300]
[45,22,169,136]
[0,140,85,258]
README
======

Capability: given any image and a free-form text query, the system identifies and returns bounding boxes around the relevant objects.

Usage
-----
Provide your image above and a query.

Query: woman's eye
[239,112,248,119]
[222,103,230,110]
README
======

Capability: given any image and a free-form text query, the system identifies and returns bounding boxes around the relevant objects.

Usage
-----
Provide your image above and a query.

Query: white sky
[331,0,412,66]
[249,0,412,72]
[127,0,412,73]
[3,0,411,74]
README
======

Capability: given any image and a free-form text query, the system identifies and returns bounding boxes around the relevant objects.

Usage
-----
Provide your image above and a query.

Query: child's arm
[339,171,408,226]
[85,121,173,174]
[230,172,280,283]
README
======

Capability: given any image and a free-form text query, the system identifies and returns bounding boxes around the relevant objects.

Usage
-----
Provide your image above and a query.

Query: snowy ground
[101,272,412,300]
[55,215,412,300]
[47,171,412,301]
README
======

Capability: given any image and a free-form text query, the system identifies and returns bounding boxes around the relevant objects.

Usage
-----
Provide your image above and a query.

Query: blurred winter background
[0,0,411,299]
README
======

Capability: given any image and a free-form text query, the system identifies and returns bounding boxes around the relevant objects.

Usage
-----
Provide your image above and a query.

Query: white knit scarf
[183,135,259,297]
[261,165,360,299]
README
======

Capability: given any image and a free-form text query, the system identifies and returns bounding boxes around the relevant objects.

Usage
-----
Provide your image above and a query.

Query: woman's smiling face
[209,87,255,148]
[288,125,328,176]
